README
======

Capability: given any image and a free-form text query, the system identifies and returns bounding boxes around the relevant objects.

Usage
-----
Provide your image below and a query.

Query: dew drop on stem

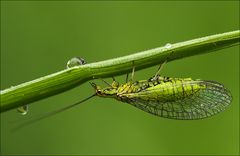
[17,105,28,115]
[66,57,86,68]
[165,43,172,49]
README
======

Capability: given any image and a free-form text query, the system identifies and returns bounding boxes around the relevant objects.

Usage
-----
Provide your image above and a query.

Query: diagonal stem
[0,30,239,113]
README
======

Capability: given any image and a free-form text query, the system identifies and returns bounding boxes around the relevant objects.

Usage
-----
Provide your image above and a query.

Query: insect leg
[100,78,112,87]
[111,77,119,87]
[154,60,167,79]
[131,61,135,82]
[153,51,174,80]
[125,73,129,83]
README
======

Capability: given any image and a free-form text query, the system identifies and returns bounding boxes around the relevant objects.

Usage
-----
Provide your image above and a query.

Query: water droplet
[165,43,172,49]
[17,105,28,115]
[66,57,86,68]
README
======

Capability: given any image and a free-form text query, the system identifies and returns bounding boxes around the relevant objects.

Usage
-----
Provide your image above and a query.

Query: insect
[15,61,232,130]
[90,62,232,120]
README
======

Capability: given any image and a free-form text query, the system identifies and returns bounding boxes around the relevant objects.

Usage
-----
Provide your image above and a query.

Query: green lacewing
[91,75,232,120]
[88,60,232,120]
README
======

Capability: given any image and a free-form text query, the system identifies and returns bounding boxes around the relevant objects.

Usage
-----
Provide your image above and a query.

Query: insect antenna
[12,94,96,132]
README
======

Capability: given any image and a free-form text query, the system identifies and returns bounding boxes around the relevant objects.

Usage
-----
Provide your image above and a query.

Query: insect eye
[96,90,101,94]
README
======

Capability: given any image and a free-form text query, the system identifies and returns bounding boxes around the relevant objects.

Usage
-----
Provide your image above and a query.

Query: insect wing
[126,80,232,120]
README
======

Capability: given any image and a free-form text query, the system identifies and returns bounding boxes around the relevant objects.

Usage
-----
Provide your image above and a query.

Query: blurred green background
[1,1,239,155]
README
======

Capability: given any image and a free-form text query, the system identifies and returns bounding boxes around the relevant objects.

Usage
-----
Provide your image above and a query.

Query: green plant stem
[1,30,239,113]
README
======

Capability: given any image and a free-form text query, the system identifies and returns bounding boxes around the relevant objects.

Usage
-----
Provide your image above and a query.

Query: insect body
[91,75,232,120]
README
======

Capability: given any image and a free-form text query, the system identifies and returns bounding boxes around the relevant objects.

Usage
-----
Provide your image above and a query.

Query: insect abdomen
[171,80,205,98]
[133,79,204,102]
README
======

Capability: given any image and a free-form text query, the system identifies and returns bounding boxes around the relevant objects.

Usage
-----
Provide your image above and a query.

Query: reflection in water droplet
[165,43,172,49]
[66,57,86,68]
[17,105,28,115]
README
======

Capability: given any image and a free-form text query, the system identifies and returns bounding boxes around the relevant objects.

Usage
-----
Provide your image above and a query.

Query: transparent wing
[126,80,232,120]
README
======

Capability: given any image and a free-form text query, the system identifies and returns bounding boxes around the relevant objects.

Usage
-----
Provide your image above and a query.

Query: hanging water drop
[66,57,86,68]
[165,43,172,49]
[17,105,28,115]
